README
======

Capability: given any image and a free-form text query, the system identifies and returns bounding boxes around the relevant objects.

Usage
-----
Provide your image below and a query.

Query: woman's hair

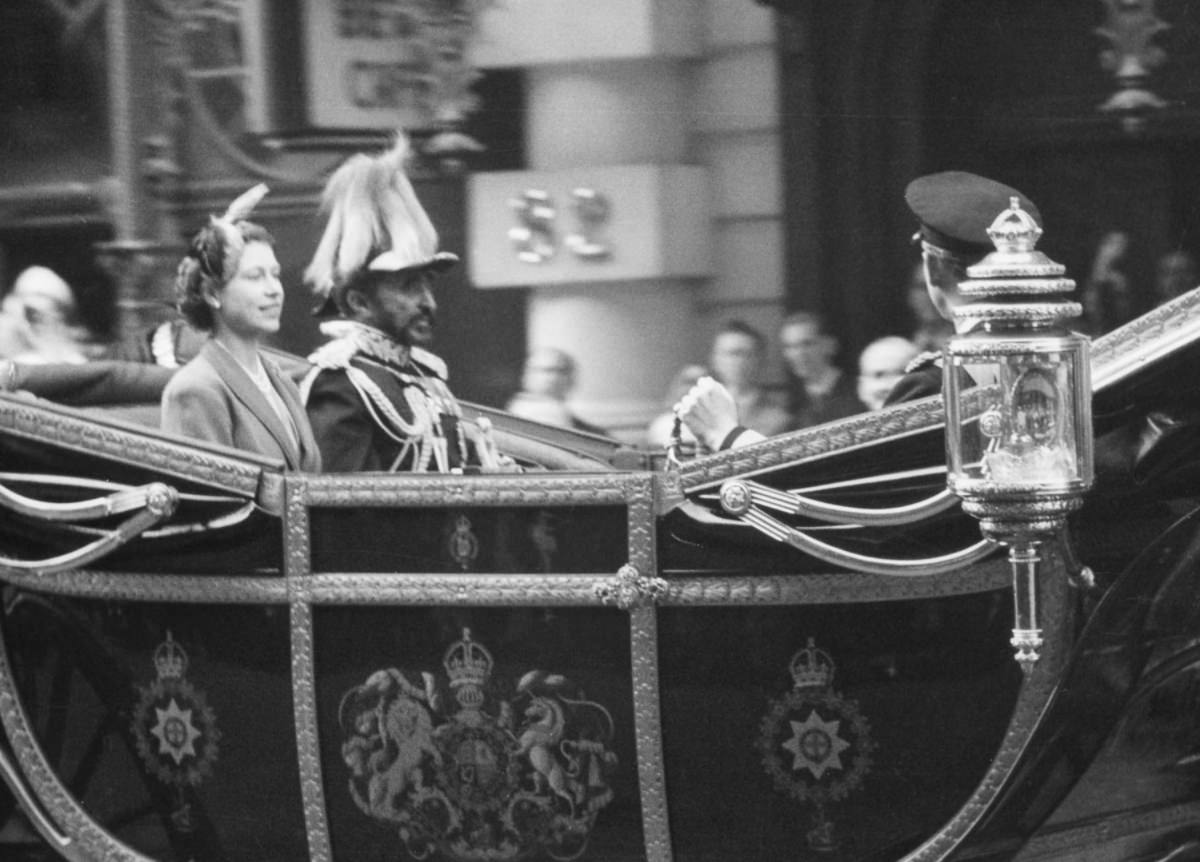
[175,220,274,332]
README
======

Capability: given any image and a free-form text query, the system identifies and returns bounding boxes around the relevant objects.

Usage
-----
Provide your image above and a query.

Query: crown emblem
[789,637,835,690]
[443,628,493,709]
[153,631,189,681]
[987,197,1043,254]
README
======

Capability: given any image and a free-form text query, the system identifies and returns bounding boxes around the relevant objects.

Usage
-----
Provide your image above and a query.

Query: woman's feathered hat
[177,183,270,286]
[174,183,270,330]
[305,133,458,316]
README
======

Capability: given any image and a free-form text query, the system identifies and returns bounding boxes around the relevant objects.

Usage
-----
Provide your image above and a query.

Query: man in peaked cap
[301,134,504,473]
[884,170,1041,405]
[674,170,1041,452]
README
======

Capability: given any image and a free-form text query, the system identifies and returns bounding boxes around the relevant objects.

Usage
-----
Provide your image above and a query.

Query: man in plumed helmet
[301,134,502,473]
[674,171,1042,452]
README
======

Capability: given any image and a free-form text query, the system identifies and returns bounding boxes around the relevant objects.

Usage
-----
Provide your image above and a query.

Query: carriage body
[1,294,1200,862]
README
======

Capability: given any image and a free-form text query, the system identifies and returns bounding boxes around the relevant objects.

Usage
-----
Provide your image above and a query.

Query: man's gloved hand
[675,376,742,452]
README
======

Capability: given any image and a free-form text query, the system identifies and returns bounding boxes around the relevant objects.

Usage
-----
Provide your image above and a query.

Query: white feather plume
[304,132,440,305]
[222,182,270,224]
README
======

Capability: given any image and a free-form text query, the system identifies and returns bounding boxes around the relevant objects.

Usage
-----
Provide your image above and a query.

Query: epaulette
[307,336,359,371]
[905,350,943,374]
[410,346,448,381]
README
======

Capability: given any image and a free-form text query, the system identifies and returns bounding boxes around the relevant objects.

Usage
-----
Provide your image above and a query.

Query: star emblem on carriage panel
[338,628,619,862]
[782,710,852,780]
[151,698,204,765]
[131,631,221,792]
[758,637,875,853]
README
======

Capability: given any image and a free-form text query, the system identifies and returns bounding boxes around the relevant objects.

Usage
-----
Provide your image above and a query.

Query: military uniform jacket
[303,322,470,473]
[788,369,863,429]
[884,351,974,406]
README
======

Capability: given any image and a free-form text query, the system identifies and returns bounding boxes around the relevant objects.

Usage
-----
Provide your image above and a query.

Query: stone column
[471,1,709,440]
[523,58,700,435]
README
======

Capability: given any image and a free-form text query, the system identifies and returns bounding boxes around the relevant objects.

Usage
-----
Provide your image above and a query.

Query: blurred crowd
[0,266,95,365]
[643,313,921,449]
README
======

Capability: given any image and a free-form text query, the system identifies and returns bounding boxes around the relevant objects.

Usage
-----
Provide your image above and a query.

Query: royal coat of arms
[338,628,618,861]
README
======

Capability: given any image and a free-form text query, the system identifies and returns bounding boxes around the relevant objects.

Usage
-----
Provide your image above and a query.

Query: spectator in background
[778,311,861,429]
[648,321,788,450]
[0,266,89,364]
[1080,230,1141,336]
[709,319,790,438]
[1153,249,1198,306]
[857,336,919,411]
[645,321,789,450]
[507,346,607,435]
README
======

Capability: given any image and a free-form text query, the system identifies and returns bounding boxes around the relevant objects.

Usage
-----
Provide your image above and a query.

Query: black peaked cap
[905,171,1042,258]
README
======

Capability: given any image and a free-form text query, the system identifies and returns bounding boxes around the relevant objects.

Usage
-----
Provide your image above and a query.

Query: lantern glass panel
[945,335,1091,494]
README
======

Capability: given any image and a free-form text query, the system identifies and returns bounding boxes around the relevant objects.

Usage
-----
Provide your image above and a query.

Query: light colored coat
[161,340,321,471]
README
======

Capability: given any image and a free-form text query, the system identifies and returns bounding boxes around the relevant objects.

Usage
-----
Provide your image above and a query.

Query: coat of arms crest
[339,628,618,861]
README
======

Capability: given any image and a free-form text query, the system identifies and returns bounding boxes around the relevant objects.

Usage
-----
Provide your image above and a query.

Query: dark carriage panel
[2,597,307,862]
[312,606,644,862]
[309,503,629,575]
[657,597,1021,862]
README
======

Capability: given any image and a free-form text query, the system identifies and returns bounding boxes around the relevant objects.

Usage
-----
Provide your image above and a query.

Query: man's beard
[401,314,436,347]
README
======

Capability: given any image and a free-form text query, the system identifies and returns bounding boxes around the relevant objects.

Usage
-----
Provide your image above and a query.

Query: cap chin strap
[919,240,965,263]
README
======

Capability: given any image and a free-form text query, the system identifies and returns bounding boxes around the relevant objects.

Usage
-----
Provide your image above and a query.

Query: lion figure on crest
[340,669,441,820]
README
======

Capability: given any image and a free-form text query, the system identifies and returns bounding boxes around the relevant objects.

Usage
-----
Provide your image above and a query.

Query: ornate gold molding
[0,396,267,498]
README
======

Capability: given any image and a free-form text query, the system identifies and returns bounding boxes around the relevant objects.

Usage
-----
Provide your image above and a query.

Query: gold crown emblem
[986,197,1043,254]
[153,631,189,680]
[789,637,835,690]
[443,628,493,708]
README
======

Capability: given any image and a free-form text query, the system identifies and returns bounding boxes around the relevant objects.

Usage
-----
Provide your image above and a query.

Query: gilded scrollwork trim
[1091,286,1200,389]
[284,478,332,862]
[628,474,657,574]
[0,621,157,862]
[1020,800,1200,860]
[301,472,643,508]
[663,559,1009,605]
[0,562,1009,607]
[631,606,671,862]
[676,388,994,492]
[0,396,266,497]
[308,573,613,605]
[1,571,289,603]
[899,557,1070,862]
[627,476,672,861]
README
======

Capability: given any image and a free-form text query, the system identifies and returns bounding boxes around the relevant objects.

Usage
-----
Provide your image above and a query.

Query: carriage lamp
[943,198,1093,670]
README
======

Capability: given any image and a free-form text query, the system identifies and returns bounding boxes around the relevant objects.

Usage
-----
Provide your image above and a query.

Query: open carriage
[1,288,1200,862]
